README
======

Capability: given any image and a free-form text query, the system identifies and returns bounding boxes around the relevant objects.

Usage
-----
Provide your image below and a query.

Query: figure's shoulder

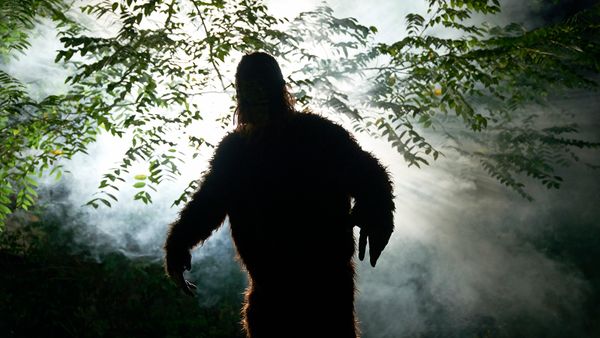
[214,130,245,155]
[291,111,332,125]
[220,130,243,143]
[289,112,350,136]
[288,112,361,154]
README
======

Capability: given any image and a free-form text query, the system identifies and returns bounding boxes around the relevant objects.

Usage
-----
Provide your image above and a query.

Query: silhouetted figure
[165,52,395,338]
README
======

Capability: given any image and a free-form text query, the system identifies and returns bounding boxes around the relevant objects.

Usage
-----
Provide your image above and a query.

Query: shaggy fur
[165,112,395,338]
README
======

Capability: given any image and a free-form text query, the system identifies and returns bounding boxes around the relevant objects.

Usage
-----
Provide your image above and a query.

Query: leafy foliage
[0,0,99,229]
[1,0,599,228]
[360,0,600,196]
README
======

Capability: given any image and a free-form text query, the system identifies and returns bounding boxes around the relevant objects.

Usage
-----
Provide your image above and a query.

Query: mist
[355,93,600,337]
[3,1,600,337]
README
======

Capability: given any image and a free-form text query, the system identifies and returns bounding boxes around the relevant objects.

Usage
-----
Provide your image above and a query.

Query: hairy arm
[164,133,239,293]
[332,123,395,267]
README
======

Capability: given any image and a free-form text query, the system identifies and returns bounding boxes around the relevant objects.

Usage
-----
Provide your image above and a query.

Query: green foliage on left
[0,212,246,337]
[0,0,97,229]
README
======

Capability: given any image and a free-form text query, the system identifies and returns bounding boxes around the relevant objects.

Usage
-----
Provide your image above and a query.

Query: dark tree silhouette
[165,52,395,338]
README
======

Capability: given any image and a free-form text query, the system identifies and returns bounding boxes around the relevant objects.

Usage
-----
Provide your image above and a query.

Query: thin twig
[192,1,226,90]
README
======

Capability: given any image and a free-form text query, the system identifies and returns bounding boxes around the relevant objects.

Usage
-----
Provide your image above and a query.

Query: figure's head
[234,52,295,127]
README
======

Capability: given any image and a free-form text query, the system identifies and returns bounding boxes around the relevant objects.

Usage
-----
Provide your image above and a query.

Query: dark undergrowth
[0,211,246,338]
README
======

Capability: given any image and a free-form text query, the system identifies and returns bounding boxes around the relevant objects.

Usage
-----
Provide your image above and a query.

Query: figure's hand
[358,227,392,267]
[165,248,197,296]
[351,207,393,267]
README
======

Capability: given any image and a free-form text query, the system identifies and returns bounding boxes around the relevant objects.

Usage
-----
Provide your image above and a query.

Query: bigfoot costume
[165,52,394,338]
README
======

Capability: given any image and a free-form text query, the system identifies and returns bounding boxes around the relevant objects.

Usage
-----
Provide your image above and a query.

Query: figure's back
[226,113,359,337]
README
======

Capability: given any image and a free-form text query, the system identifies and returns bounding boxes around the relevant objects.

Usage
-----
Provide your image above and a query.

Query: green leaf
[0,204,11,214]
[133,182,146,188]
